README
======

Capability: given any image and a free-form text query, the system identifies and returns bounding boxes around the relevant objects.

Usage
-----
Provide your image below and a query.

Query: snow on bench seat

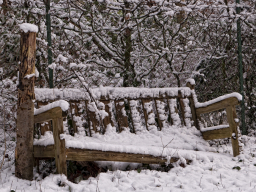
[34,125,220,162]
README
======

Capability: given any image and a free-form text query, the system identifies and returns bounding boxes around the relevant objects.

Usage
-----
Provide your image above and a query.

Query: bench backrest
[34,85,198,136]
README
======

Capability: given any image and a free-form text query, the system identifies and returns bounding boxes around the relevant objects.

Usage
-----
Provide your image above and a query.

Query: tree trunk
[15,30,36,180]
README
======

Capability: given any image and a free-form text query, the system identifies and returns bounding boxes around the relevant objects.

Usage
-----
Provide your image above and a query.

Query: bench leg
[53,118,67,175]
[226,106,240,157]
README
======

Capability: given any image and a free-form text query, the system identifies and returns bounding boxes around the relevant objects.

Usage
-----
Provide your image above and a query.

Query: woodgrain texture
[201,127,231,140]
[142,98,154,131]
[34,107,64,123]
[226,106,240,157]
[66,148,181,165]
[37,101,51,135]
[34,145,55,158]
[16,31,36,180]
[100,100,114,132]
[115,100,128,132]
[52,117,67,175]
[196,97,240,115]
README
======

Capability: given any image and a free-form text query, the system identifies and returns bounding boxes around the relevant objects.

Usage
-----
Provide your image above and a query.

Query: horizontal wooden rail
[196,97,239,115]
[33,145,191,165]
[201,126,231,140]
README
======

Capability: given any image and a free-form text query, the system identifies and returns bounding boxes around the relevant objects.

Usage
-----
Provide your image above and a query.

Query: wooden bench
[33,82,242,176]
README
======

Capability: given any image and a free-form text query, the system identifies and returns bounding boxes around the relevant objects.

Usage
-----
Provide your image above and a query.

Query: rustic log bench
[33,82,242,176]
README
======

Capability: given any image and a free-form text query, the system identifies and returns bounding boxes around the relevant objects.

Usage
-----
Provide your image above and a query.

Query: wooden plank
[178,91,186,126]
[201,127,231,140]
[181,98,193,128]
[128,100,136,133]
[66,148,183,165]
[69,101,78,133]
[52,117,67,175]
[85,101,92,136]
[167,98,181,126]
[87,103,101,133]
[154,99,166,130]
[33,145,55,158]
[226,106,240,157]
[34,107,64,123]
[142,98,155,131]
[100,100,114,132]
[37,101,51,135]
[115,100,128,132]
[186,82,199,129]
[188,97,199,129]
[196,97,240,115]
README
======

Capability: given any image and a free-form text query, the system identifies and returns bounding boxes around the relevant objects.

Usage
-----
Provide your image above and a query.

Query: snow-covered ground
[1,127,256,192]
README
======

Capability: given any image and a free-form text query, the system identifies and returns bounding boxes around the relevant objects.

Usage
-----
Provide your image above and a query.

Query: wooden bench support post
[226,106,240,157]
[52,117,67,175]
[16,28,37,180]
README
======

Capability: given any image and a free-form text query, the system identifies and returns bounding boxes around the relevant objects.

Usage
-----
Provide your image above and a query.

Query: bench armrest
[195,92,242,115]
[34,100,69,123]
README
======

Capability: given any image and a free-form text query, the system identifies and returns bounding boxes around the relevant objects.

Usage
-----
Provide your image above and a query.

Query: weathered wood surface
[34,145,55,158]
[226,106,240,157]
[34,107,64,123]
[154,99,165,130]
[167,98,181,126]
[100,100,114,131]
[33,146,187,165]
[66,148,182,165]
[69,101,78,133]
[52,117,67,175]
[115,100,128,132]
[196,97,240,115]
[141,99,155,131]
[178,91,186,126]
[201,127,231,140]
[37,101,51,135]
[87,105,101,133]
[16,30,36,180]
[188,97,198,129]
[186,82,199,129]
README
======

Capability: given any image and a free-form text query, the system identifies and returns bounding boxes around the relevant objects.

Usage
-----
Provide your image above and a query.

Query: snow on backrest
[35,87,192,101]
[34,87,195,135]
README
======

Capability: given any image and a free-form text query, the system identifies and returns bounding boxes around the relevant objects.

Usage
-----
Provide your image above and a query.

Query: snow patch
[186,78,195,85]
[19,23,38,33]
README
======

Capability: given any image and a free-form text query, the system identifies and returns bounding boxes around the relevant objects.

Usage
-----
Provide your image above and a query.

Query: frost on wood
[19,23,38,33]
